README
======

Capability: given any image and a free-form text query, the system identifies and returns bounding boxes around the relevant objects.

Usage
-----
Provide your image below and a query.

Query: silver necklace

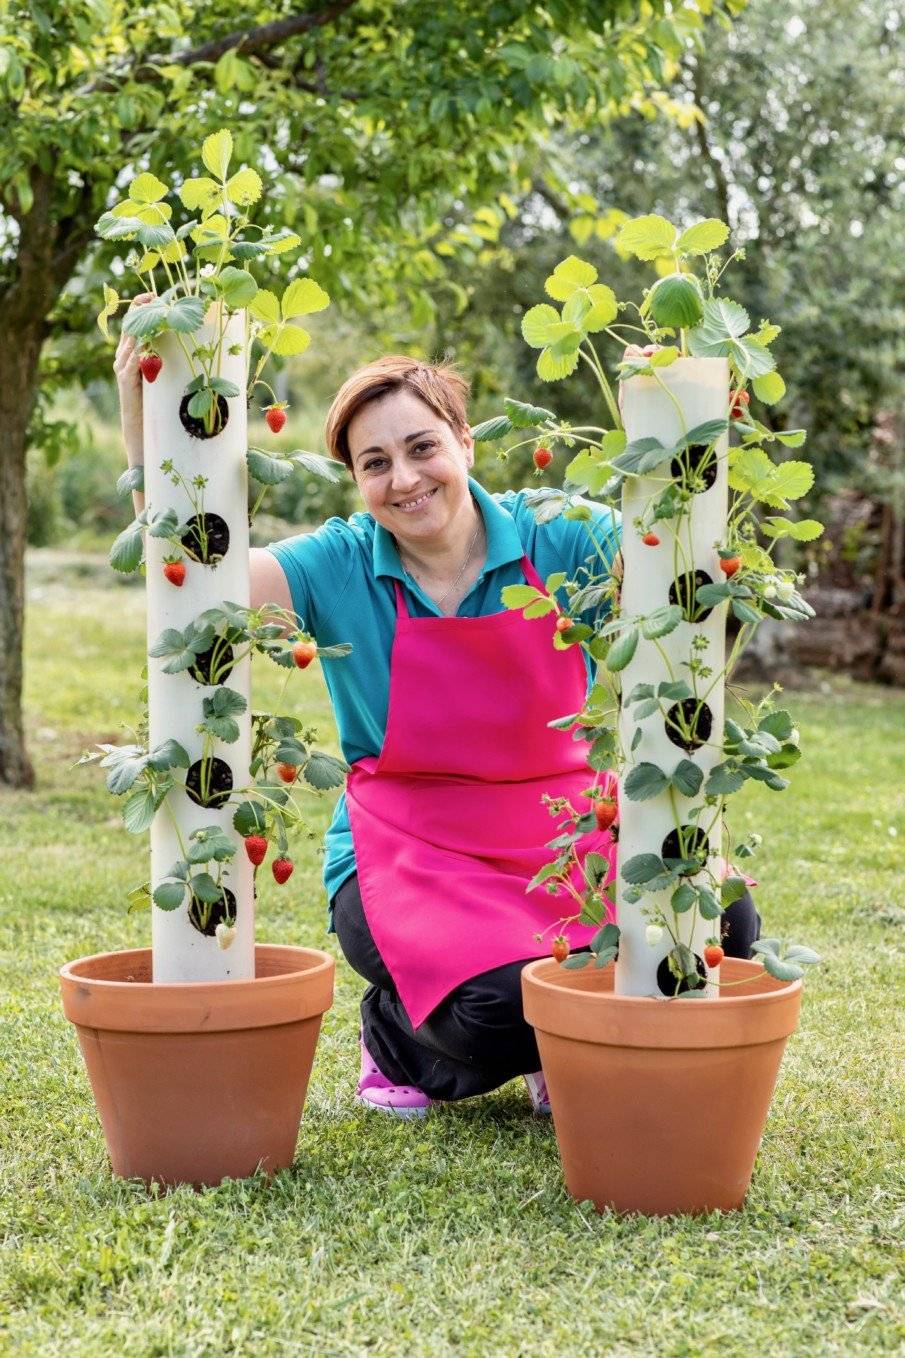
[399,517,482,612]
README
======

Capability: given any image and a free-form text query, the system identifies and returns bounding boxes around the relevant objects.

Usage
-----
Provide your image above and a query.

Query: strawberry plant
[477,215,822,996]
[82,131,351,983]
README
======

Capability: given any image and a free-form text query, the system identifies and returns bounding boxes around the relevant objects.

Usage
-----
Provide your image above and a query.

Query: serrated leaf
[471,414,513,443]
[179,177,219,210]
[260,323,311,356]
[147,738,191,771]
[153,879,186,911]
[226,167,262,205]
[605,628,639,672]
[233,800,267,836]
[537,344,580,382]
[623,762,669,801]
[671,883,696,913]
[583,284,618,331]
[202,129,233,180]
[753,370,786,404]
[247,449,294,484]
[282,278,330,318]
[671,759,703,796]
[109,520,144,573]
[190,872,222,904]
[503,397,555,428]
[522,303,562,348]
[676,219,729,255]
[122,786,160,834]
[544,255,598,300]
[116,466,144,497]
[217,266,257,308]
[705,763,746,796]
[642,604,682,640]
[648,273,703,328]
[501,584,541,609]
[616,214,678,261]
[621,853,668,885]
[774,428,807,447]
[562,953,592,969]
[762,517,823,542]
[303,751,350,790]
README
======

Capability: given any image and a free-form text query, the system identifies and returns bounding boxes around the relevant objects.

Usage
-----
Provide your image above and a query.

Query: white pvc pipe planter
[616,357,730,997]
[145,309,254,982]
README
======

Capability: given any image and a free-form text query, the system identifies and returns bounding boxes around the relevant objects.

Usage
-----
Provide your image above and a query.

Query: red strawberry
[729,389,750,420]
[276,762,299,784]
[244,835,267,866]
[555,616,572,634]
[139,352,162,383]
[533,446,553,470]
[265,405,287,434]
[552,935,570,964]
[163,560,186,587]
[272,857,294,885]
[292,640,317,669]
[719,555,742,578]
[595,799,617,832]
[703,943,725,969]
[642,532,660,547]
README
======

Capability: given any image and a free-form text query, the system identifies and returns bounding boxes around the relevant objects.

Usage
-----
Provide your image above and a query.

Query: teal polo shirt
[267,476,621,917]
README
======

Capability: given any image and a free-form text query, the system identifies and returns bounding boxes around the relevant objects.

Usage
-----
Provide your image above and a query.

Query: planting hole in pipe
[190,640,236,686]
[669,569,715,623]
[664,698,713,753]
[179,393,230,440]
[188,884,236,937]
[185,756,233,809]
[656,951,706,997]
[661,824,710,872]
[180,512,230,567]
[670,442,718,494]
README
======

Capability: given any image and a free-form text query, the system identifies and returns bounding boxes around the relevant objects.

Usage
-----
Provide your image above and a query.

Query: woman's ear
[462,430,475,469]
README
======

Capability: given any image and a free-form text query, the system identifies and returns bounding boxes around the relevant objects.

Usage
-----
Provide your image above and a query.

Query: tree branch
[690,59,731,230]
[86,0,358,94]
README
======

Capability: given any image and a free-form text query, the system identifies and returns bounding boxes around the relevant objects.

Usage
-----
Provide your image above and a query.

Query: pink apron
[345,554,617,1028]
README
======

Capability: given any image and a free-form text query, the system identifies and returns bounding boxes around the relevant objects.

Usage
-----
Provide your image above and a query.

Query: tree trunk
[0,324,43,788]
[0,169,95,787]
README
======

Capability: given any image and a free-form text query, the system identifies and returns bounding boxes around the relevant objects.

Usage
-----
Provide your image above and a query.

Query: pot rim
[59,944,335,1034]
[522,957,802,1050]
[523,955,801,1009]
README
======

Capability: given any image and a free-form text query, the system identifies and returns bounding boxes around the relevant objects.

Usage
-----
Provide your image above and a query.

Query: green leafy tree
[0,0,733,787]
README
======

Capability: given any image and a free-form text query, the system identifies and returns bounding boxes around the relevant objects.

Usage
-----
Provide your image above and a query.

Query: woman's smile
[393,487,438,513]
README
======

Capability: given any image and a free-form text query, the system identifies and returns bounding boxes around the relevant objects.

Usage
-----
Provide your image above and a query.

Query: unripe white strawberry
[645,924,663,947]
[215,921,237,950]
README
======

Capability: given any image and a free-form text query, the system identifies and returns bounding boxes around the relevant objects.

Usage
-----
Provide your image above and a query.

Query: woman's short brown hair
[325,355,470,471]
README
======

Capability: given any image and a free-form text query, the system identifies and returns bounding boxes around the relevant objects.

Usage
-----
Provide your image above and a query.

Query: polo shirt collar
[373,476,524,580]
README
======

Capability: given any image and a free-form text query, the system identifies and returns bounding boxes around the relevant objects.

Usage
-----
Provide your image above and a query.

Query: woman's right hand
[114,293,154,468]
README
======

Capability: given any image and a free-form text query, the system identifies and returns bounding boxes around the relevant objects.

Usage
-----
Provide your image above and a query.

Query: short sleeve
[266,518,358,638]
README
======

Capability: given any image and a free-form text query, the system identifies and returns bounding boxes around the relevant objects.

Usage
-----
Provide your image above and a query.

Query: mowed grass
[1,559,903,1357]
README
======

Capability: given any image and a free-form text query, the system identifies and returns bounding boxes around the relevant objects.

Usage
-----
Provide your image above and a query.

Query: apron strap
[521,554,547,593]
[393,577,410,618]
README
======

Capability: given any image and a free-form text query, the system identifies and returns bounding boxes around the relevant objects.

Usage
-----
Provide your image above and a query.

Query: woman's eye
[413,442,435,454]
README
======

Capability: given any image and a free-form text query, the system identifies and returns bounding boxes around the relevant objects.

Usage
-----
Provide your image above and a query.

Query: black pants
[331,873,761,1102]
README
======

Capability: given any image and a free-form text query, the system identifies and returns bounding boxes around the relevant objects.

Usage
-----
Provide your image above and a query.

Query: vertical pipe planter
[145,308,253,982]
[617,357,729,997]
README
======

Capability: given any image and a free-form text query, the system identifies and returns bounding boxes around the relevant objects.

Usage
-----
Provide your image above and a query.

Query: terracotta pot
[59,944,334,1187]
[522,956,802,1216]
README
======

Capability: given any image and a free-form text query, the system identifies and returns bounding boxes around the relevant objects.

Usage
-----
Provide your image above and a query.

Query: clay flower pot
[522,956,802,1215]
[60,944,334,1187]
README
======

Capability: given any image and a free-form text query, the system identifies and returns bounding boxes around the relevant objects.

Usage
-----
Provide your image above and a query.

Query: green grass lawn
[1,560,903,1356]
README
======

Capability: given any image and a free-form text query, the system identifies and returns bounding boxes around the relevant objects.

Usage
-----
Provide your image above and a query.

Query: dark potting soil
[185,756,233,809]
[665,698,713,753]
[669,569,715,623]
[179,393,230,440]
[188,885,236,937]
[190,639,236,686]
[670,441,718,493]
[656,951,707,997]
[661,824,710,871]
[180,512,230,567]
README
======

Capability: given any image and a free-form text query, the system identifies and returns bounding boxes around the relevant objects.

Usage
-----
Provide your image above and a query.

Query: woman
[117,341,760,1118]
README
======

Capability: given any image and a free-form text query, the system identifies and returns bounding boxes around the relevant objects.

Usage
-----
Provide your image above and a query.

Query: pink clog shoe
[523,1070,551,1114]
[356,1034,435,1119]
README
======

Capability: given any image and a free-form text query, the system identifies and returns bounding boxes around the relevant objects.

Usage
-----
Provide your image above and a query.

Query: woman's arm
[114,296,294,627]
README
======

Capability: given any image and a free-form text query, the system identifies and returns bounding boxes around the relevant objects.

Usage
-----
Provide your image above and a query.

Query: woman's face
[346,388,474,544]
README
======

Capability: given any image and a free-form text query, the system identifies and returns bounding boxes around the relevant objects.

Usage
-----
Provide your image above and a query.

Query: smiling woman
[253,355,631,1116]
